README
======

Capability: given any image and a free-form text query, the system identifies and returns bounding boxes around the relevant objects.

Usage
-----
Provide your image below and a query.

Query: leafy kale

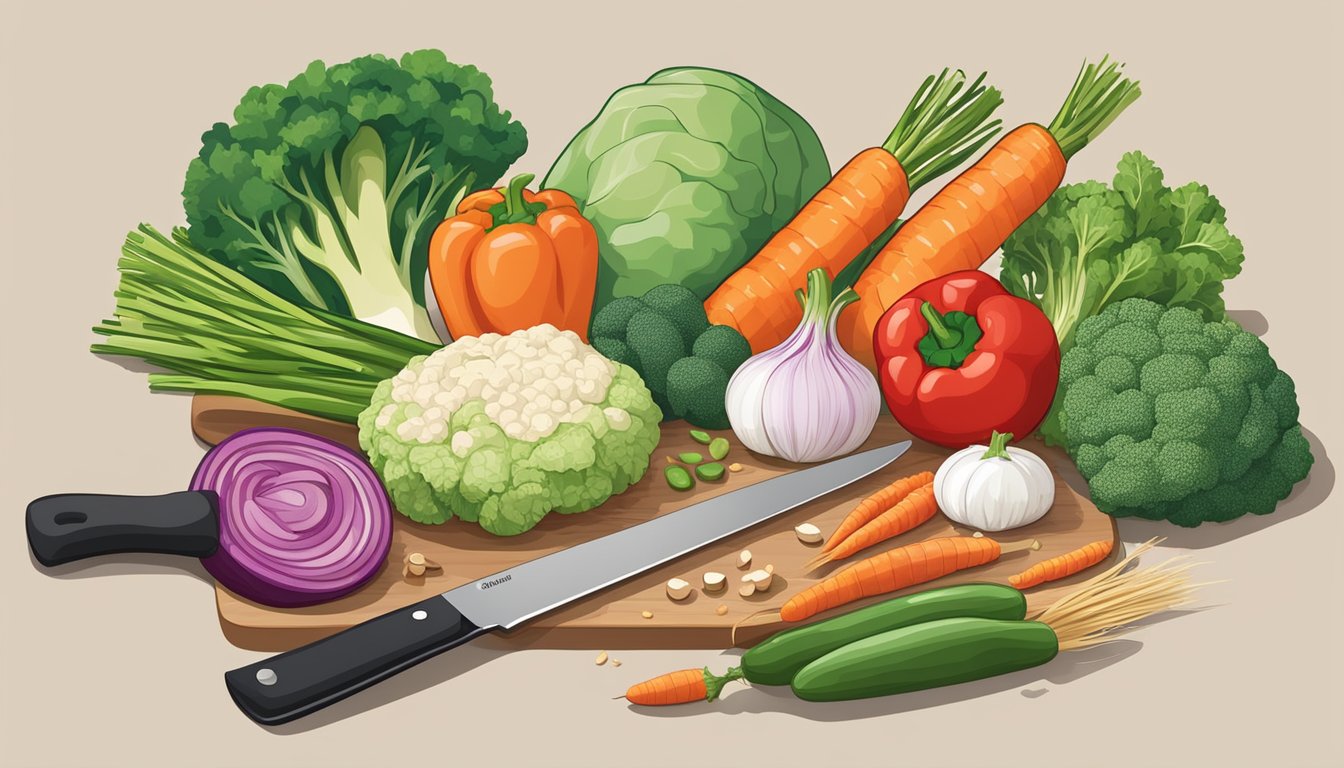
[1000,151,1244,351]
[182,50,528,342]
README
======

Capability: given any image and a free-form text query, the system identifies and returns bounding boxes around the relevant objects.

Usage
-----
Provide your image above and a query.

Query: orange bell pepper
[428,173,598,341]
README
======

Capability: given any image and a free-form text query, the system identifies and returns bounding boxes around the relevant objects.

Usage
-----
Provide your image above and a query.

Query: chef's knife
[225,440,910,724]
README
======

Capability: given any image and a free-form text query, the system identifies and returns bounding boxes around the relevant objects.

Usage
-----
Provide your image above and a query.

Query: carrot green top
[882,69,1005,191]
[1047,56,1142,159]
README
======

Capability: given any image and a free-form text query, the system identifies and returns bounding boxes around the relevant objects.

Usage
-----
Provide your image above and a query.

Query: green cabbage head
[358,325,662,535]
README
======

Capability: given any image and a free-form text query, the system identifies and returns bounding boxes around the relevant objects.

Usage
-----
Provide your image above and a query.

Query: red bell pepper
[873,269,1060,448]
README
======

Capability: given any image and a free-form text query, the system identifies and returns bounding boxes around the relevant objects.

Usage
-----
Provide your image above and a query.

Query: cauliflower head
[358,324,662,535]
[1051,298,1313,526]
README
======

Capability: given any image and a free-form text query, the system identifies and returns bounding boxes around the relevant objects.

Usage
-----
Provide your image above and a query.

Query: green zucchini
[790,617,1059,701]
[740,583,1026,686]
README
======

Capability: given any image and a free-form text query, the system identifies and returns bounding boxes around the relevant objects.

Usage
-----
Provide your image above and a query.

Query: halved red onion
[191,428,392,607]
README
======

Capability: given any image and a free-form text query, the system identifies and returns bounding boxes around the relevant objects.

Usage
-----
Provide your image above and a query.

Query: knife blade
[224,440,910,725]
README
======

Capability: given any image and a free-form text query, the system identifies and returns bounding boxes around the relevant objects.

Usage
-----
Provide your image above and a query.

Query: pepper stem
[921,301,958,348]
[980,430,1014,460]
[503,173,535,219]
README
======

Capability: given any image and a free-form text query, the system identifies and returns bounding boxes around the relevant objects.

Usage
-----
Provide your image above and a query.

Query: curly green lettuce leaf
[1000,150,1244,351]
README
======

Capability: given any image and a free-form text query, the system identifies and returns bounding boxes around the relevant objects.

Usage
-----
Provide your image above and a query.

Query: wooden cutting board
[193,395,1119,651]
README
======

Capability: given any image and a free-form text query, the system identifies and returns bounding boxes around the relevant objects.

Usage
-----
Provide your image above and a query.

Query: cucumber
[740,583,1025,686]
[791,617,1059,702]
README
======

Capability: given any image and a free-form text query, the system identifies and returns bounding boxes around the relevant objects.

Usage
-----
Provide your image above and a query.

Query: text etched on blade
[478,574,512,590]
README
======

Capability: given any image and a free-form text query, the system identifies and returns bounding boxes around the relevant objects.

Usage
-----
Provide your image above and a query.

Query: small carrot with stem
[840,56,1140,369]
[820,471,934,555]
[1009,539,1115,590]
[807,482,938,570]
[707,69,1003,353]
[622,667,744,706]
[782,536,1040,623]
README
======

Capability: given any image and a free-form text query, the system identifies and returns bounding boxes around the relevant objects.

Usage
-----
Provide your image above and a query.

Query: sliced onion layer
[191,428,392,607]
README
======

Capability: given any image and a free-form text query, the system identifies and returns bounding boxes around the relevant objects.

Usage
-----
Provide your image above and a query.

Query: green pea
[696,462,726,482]
[665,465,694,491]
[708,437,730,461]
[689,430,712,445]
[678,452,704,464]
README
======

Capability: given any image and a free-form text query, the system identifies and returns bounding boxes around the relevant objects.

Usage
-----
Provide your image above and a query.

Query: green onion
[91,225,438,422]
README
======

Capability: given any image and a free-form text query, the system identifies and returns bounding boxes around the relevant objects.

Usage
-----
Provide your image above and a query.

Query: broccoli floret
[666,357,731,429]
[692,325,753,374]
[1052,298,1313,526]
[590,296,647,341]
[182,50,526,342]
[590,336,638,370]
[640,284,710,347]
[625,309,686,397]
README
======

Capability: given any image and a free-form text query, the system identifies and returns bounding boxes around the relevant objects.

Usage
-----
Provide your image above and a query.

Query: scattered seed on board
[728,463,743,472]
[595,651,608,666]
[641,610,654,619]
[612,660,622,667]
[739,583,756,598]
[715,604,729,616]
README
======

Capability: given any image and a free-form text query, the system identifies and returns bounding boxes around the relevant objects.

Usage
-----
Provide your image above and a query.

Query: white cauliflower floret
[390,324,618,444]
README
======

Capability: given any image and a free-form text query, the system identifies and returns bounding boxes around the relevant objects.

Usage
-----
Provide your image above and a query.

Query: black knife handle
[224,595,492,725]
[26,491,220,567]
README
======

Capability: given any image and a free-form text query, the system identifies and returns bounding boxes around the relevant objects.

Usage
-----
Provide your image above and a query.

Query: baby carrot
[1008,540,1115,590]
[623,667,744,706]
[808,482,938,569]
[821,471,935,554]
[782,536,1038,623]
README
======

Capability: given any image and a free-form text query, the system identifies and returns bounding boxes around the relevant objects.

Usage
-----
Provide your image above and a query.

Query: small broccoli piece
[1051,298,1313,526]
[590,296,647,341]
[625,309,687,398]
[666,356,731,429]
[640,284,710,347]
[692,325,753,375]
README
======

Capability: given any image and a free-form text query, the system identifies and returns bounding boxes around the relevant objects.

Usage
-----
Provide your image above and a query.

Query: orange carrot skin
[826,484,938,563]
[1008,540,1114,590]
[823,471,935,553]
[782,536,1002,622]
[625,668,708,706]
[840,125,1066,369]
[707,148,911,353]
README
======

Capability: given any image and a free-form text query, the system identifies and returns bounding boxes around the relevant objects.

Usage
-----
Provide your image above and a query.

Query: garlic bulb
[725,268,880,463]
[934,431,1055,531]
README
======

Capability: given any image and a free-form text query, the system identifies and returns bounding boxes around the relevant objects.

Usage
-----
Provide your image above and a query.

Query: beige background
[2,1,1341,766]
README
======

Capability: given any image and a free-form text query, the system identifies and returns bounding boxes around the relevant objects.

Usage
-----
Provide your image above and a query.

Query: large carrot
[820,471,934,554]
[839,57,1141,369]
[781,536,1039,622]
[623,667,744,706]
[706,70,1004,352]
[1008,539,1115,590]
[807,482,938,570]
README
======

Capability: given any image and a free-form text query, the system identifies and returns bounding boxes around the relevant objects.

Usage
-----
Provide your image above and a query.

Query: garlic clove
[794,523,824,544]
[702,571,726,592]
[665,578,693,601]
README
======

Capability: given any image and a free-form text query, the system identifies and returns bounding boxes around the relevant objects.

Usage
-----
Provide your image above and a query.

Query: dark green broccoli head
[590,296,647,341]
[1054,298,1312,526]
[624,309,687,397]
[640,284,710,347]
[666,356,731,429]
[692,325,752,375]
